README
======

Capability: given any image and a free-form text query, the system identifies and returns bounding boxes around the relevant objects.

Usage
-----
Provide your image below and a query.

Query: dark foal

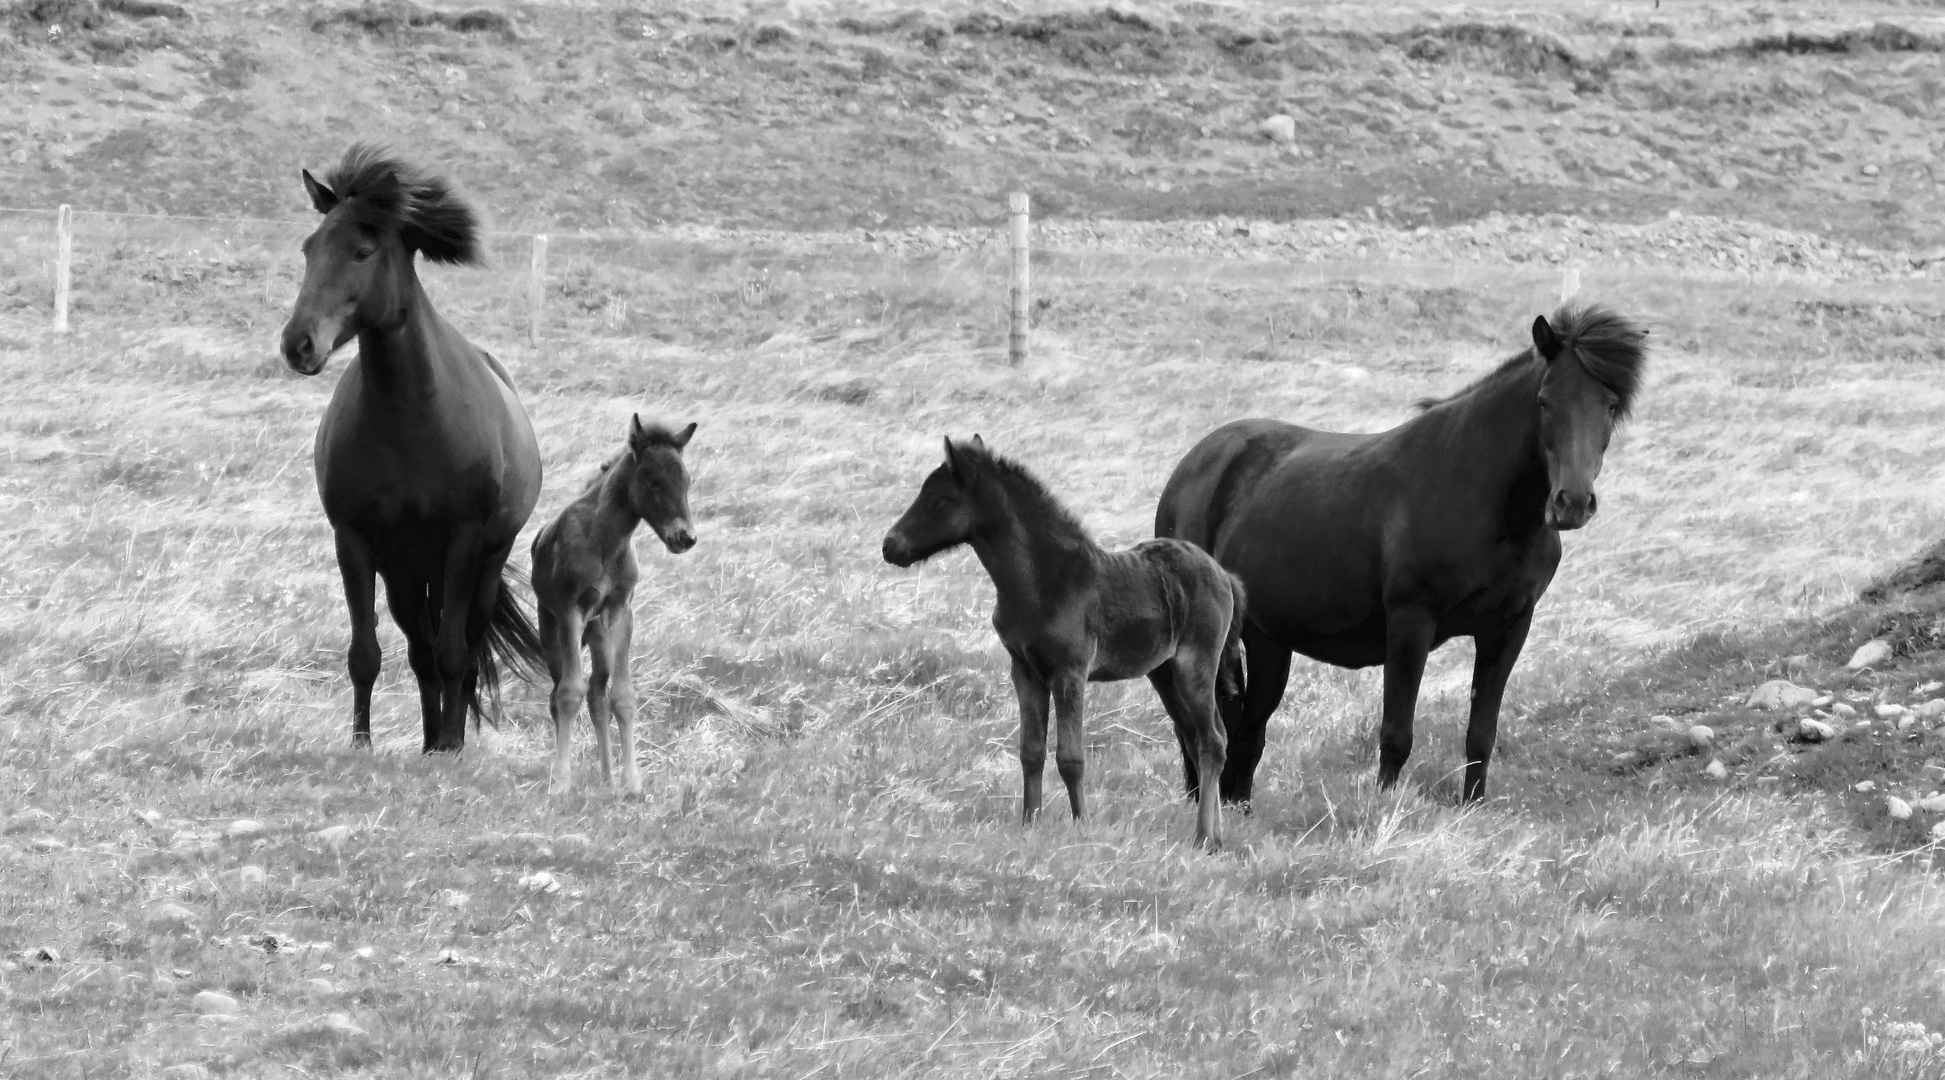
[280,144,544,751]
[883,436,1246,852]
[531,416,697,795]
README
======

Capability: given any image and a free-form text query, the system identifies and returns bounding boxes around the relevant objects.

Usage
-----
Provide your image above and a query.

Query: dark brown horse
[883,436,1246,851]
[531,416,697,796]
[1156,305,1646,805]
[281,145,545,752]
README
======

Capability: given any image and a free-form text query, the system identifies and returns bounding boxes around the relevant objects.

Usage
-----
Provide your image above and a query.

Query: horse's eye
[353,247,375,262]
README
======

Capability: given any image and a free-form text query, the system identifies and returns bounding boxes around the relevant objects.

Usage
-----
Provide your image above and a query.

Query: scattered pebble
[1747,680,1819,711]
[318,1012,366,1037]
[1258,114,1297,145]
[1918,794,1945,813]
[1686,725,1714,750]
[146,903,201,936]
[1794,718,1837,742]
[225,820,265,840]
[1705,759,1728,780]
[1811,695,1834,708]
[1856,780,1878,793]
[1934,822,1945,842]
[1831,702,1858,718]
[1848,639,1893,670]
[1914,699,1945,720]
[28,837,66,854]
[517,871,562,894]
[192,990,240,1016]
[1901,715,1919,732]
[314,825,353,849]
[1889,796,1914,821]
[1648,714,1680,729]
[237,865,267,888]
[1877,703,1908,720]
[352,946,375,961]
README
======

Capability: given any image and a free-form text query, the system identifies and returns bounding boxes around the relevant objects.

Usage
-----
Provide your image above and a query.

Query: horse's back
[1156,418,1334,552]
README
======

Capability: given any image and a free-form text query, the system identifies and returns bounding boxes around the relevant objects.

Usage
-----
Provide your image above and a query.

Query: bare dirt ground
[6,1,1945,1078]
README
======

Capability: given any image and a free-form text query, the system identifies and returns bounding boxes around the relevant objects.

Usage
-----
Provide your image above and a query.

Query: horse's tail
[469,564,547,729]
[1218,572,1248,708]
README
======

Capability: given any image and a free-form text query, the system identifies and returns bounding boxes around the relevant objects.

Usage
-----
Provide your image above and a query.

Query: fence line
[53,205,71,335]
[1007,192,1030,367]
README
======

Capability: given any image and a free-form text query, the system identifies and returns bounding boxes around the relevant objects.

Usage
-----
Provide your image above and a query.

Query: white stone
[1747,680,1819,710]
[1831,702,1858,718]
[1934,822,1945,842]
[1877,703,1908,719]
[1888,796,1914,821]
[1258,114,1297,145]
[1687,725,1714,750]
[1855,780,1878,793]
[1794,718,1837,742]
[225,820,265,840]
[1811,695,1834,708]
[319,1012,366,1037]
[1914,699,1945,719]
[29,837,66,854]
[192,990,240,1015]
[1648,714,1680,729]
[238,865,267,888]
[352,946,375,961]
[517,871,561,894]
[1917,794,1945,814]
[1901,715,1919,732]
[1847,639,1893,669]
[314,825,353,849]
[1704,759,1728,780]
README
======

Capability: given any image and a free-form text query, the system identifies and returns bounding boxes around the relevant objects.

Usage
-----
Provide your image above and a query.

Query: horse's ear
[629,414,648,448]
[942,436,964,480]
[302,169,337,215]
[1532,315,1563,361]
[969,433,986,452]
[672,422,697,449]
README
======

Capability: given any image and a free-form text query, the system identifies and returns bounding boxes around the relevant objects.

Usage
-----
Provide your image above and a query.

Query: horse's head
[620,415,697,554]
[882,435,986,567]
[280,145,482,376]
[1532,311,1642,530]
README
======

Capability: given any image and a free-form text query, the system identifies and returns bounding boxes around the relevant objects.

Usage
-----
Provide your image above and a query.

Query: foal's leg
[603,601,644,798]
[582,610,616,788]
[1220,622,1291,807]
[1377,606,1438,789]
[1150,659,1227,852]
[333,530,382,749]
[1010,656,1051,826]
[542,605,588,794]
[1051,671,1088,822]
[1461,609,1534,803]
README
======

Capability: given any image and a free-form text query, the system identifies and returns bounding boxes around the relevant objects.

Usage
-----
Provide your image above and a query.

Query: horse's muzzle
[1546,489,1597,531]
[659,520,697,554]
[281,329,327,376]
[882,534,915,568]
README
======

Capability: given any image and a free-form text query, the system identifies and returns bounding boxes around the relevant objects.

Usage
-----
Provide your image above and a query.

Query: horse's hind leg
[541,605,587,794]
[1152,658,1227,853]
[1009,656,1051,826]
[582,611,615,788]
[429,523,490,752]
[602,600,644,798]
[333,531,384,748]
[1461,609,1533,802]
[1222,623,1291,808]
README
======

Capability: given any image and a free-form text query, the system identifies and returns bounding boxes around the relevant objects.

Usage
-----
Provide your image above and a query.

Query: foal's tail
[1217,572,1248,708]
[469,564,547,729]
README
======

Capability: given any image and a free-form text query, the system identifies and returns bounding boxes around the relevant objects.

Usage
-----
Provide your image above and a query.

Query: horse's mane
[324,143,484,266]
[1414,304,1647,417]
[956,441,1095,549]
[580,421,691,494]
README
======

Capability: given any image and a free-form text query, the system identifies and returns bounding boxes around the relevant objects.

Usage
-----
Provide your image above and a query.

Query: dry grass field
[8,0,1945,1077]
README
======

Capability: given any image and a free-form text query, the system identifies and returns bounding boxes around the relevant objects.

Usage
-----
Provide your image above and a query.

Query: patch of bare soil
[1,0,1942,250]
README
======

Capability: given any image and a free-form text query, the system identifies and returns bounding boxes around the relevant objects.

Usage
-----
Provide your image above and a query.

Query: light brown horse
[882,436,1246,852]
[531,417,697,795]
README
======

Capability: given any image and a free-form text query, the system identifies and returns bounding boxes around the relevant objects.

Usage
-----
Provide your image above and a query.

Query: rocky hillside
[3,0,1944,249]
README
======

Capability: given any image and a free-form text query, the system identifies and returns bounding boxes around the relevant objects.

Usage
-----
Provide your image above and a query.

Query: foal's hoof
[1194,835,1225,856]
[351,732,372,750]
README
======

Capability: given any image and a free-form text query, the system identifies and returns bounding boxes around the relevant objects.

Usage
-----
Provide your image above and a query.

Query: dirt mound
[1862,540,1945,603]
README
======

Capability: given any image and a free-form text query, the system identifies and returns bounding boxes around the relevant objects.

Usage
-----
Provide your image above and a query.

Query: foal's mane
[324,143,484,266]
[580,422,691,494]
[1414,304,1648,416]
[955,441,1095,549]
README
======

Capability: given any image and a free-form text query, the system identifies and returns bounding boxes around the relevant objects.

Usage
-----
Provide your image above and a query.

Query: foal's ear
[1532,315,1563,361]
[302,169,338,215]
[969,433,986,452]
[942,436,965,480]
[629,413,648,448]
[672,421,697,449]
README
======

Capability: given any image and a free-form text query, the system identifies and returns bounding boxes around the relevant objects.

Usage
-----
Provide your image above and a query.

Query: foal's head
[881,435,989,568]
[280,144,484,375]
[1531,305,1647,530]
[613,415,698,554]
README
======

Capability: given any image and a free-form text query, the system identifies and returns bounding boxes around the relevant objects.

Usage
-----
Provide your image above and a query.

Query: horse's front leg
[333,530,382,749]
[1010,656,1051,826]
[1463,609,1534,802]
[1051,671,1088,822]
[1377,606,1437,789]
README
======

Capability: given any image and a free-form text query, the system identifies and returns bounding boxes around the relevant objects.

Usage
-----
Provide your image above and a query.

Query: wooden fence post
[528,234,548,347]
[1559,266,1581,306]
[53,205,72,333]
[1007,192,1029,367]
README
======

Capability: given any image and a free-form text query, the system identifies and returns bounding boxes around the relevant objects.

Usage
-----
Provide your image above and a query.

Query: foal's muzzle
[659,519,697,554]
[1546,489,1597,531]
